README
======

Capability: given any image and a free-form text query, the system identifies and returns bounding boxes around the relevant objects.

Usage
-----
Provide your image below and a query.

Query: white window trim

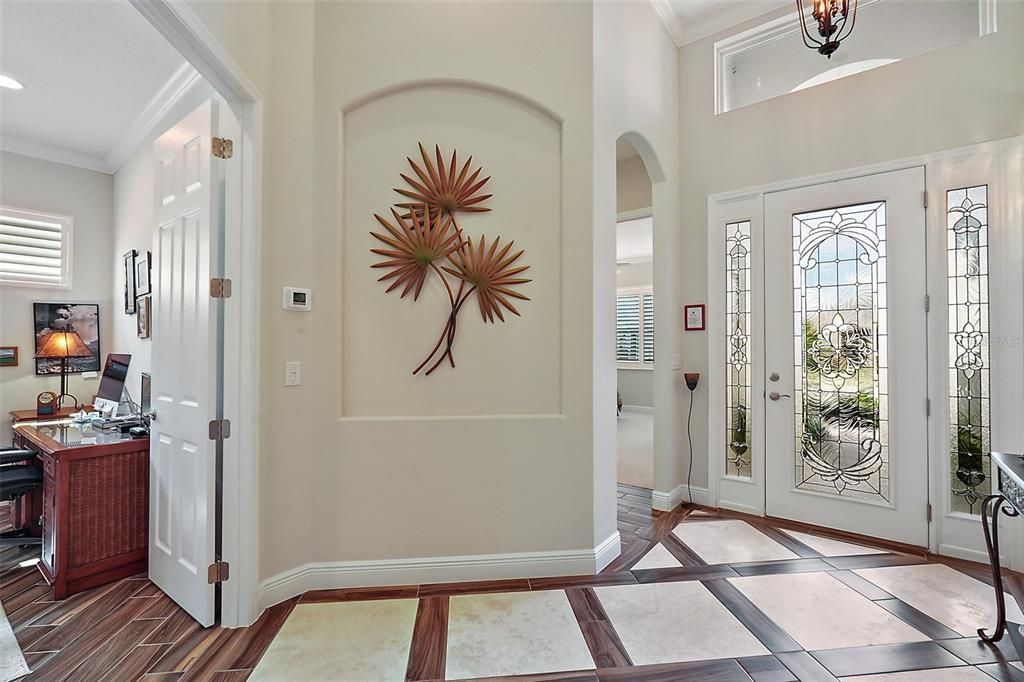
[616,285,654,371]
[0,205,74,290]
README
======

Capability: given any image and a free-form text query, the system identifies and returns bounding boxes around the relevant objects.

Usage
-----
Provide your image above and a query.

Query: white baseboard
[651,484,709,511]
[620,405,654,414]
[939,542,1001,566]
[258,532,622,610]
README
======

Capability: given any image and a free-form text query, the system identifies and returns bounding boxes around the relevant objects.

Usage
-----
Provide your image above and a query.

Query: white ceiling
[617,216,653,264]
[0,0,189,173]
[651,0,790,46]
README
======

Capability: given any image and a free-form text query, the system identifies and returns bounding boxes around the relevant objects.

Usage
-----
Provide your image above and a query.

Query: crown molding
[649,0,686,47]
[0,136,111,173]
[105,61,202,173]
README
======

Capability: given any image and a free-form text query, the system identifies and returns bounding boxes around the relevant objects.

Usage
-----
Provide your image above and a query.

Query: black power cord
[684,373,700,506]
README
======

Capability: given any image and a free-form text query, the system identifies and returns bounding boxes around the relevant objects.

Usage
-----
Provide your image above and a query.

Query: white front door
[149,99,221,626]
[763,168,929,547]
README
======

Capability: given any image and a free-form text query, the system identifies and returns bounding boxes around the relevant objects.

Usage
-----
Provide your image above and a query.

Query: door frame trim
[707,136,1024,567]
[130,0,263,627]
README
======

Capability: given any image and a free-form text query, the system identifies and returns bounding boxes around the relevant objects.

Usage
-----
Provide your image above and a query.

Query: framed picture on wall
[33,303,101,375]
[135,251,152,298]
[137,296,151,339]
[684,304,706,331]
[0,346,18,367]
[123,249,137,314]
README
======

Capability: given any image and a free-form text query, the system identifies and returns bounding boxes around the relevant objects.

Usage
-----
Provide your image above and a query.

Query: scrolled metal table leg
[979,493,1019,642]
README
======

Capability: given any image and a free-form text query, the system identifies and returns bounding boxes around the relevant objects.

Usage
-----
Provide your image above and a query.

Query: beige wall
[679,4,1024,490]
[616,155,652,214]
[0,152,113,442]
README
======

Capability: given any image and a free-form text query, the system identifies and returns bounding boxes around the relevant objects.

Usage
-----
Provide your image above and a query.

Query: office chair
[0,446,43,548]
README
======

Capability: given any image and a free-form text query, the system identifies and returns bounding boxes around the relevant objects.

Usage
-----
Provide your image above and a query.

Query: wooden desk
[13,420,149,599]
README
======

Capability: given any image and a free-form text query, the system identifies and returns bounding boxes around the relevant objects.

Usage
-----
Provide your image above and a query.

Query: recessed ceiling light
[0,75,24,90]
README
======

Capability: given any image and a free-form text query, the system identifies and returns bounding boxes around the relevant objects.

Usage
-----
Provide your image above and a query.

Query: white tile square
[632,543,683,570]
[445,591,594,679]
[855,563,1024,637]
[250,599,417,682]
[672,520,798,564]
[595,580,768,665]
[781,528,887,556]
[730,572,929,650]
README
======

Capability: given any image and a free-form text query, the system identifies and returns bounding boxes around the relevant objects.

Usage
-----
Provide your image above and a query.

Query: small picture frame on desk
[137,296,151,339]
[123,250,138,314]
[0,346,17,367]
[684,304,706,331]
[135,251,152,298]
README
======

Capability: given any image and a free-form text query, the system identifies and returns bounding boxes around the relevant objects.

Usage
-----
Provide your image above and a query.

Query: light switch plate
[284,361,301,386]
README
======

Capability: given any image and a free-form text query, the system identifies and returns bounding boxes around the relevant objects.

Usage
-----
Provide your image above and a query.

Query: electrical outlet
[284,361,301,386]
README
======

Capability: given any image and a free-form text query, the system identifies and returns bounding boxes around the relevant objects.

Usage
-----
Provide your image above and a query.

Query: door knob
[769,391,791,401]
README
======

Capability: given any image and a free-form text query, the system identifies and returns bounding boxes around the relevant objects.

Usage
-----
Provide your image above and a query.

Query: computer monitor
[140,372,151,414]
[94,353,131,417]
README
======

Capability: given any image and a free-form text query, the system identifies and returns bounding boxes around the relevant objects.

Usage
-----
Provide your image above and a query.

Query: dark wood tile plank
[406,596,448,681]
[827,569,894,600]
[64,617,164,681]
[419,578,531,597]
[737,655,798,682]
[98,643,171,681]
[729,558,834,576]
[14,624,55,651]
[702,579,802,653]
[529,573,637,591]
[579,621,632,669]
[596,658,751,681]
[823,553,929,570]
[938,637,1021,665]
[774,651,838,682]
[661,534,707,567]
[566,588,609,623]
[977,661,1024,681]
[178,627,249,681]
[632,564,739,584]
[874,598,962,640]
[299,584,419,602]
[146,624,223,674]
[225,597,299,670]
[754,526,824,559]
[810,641,965,677]
[143,608,202,645]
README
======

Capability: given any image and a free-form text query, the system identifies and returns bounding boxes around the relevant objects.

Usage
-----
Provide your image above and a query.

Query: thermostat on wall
[282,287,312,311]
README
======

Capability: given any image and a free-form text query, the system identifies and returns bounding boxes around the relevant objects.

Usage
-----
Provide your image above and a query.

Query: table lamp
[35,330,93,409]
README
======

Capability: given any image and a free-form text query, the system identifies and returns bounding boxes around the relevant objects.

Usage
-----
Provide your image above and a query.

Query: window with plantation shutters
[616,286,654,368]
[0,207,72,288]
[616,293,640,362]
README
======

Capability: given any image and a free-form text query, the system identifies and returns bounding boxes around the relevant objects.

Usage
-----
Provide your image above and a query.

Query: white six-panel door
[763,168,929,547]
[149,99,220,626]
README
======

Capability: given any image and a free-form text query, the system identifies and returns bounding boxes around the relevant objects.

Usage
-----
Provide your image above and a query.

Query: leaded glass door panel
[763,168,929,547]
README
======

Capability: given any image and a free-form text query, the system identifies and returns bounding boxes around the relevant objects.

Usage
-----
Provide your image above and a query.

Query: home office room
[0,2,234,676]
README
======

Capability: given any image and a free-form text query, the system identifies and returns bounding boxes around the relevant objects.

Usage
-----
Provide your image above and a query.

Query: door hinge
[927,503,933,522]
[926,398,932,416]
[208,560,230,584]
[923,190,928,208]
[924,294,931,312]
[208,419,231,441]
[211,137,233,159]
[210,278,232,299]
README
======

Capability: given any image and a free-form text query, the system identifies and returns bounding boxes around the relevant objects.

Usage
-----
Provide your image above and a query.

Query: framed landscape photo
[0,346,17,367]
[33,303,101,375]
[123,249,138,314]
[135,251,152,298]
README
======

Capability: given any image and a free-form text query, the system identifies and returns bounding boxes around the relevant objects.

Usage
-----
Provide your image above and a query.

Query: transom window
[0,206,73,288]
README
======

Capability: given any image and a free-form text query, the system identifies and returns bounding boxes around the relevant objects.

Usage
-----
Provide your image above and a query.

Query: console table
[13,420,149,599]
[979,451,1024,656]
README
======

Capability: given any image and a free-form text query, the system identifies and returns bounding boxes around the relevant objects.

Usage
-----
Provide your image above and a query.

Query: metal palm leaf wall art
[370,144,531,375]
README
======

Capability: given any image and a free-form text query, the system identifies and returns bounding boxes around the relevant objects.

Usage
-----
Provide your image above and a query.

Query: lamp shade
[35,330,93,359]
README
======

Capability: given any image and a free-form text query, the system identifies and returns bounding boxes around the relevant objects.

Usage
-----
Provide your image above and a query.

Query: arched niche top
[616,131,665,184]
[342,78,564,125]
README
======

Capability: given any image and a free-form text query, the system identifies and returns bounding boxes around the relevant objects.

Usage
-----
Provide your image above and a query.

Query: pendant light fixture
[797,0,858,58]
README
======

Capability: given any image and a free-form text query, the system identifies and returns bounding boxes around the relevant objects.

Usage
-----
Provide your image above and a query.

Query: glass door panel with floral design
[764,168,929,547]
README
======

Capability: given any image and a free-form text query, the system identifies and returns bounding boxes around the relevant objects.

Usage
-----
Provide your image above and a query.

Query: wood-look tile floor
[2,488,1023,681]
